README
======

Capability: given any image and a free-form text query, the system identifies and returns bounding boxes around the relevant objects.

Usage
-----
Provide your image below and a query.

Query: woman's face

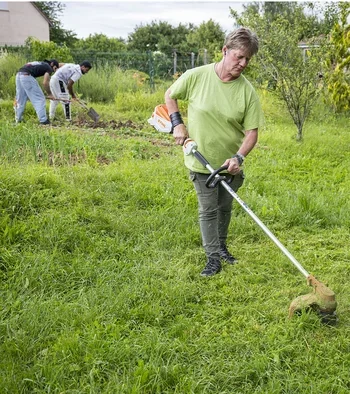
[223,47,251,79]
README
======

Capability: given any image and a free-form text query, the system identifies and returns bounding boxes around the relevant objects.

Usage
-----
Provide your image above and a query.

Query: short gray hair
[224,27,259,57]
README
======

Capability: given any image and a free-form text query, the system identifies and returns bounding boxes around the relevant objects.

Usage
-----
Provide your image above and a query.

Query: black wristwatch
[232,153,245,166]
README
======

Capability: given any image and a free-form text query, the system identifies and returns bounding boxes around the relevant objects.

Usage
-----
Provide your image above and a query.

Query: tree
[323,3,350,112]
[230,2,338,39]
[304,2,343,36]
[34,2,77,47]
[73,34,126,52]
[231,2,329,140]
[127,21,195,53]
[186,19,225,56]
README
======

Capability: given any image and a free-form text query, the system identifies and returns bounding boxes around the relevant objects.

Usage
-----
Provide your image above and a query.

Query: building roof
[30,2,53,27]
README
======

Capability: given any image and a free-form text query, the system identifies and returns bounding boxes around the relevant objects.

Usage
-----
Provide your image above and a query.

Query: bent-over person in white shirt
[49,61,92,121]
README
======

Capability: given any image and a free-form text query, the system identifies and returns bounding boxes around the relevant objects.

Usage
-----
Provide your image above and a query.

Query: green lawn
[0,97,349,393]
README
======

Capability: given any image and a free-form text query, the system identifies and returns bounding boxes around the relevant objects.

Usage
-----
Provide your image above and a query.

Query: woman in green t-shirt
[165,27,265,277]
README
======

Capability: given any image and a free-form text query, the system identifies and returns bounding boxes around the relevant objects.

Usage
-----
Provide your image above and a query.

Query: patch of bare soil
[72,119,139,130]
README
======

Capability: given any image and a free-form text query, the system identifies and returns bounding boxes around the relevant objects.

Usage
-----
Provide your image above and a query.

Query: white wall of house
[0,2,50,46]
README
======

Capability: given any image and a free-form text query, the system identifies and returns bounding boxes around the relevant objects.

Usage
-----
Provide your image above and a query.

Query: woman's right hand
[173,124,189,146]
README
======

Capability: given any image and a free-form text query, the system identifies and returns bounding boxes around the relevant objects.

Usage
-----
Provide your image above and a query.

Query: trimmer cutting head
[289,275,337,325]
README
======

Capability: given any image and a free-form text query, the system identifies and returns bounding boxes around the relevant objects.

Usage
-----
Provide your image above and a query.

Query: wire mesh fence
[1,45,217,84]
[0,45,219,96]
[72,49,215,81]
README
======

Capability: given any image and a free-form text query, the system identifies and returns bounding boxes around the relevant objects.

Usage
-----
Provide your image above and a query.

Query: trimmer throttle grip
[205,165,233,188]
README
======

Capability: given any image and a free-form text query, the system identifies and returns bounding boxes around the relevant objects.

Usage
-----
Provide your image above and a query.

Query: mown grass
[0,92,349,393]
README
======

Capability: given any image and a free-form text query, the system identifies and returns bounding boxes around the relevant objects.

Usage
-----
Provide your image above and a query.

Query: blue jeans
[15,73,48,123]
[189,171,245,259]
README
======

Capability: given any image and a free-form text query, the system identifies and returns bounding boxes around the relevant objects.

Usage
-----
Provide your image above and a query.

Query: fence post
[191,52,195,68]
[173,50,177,75]
[147,50,155,91]
[204,49,207,65]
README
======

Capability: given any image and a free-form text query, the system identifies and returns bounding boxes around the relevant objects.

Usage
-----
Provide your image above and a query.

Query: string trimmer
[183,138,337,325]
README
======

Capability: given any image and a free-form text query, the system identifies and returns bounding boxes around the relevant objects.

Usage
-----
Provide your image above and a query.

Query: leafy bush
[25,37,73,63]
[323,3,350,113]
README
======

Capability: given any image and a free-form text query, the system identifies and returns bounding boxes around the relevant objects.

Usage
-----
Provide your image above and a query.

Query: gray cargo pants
[189,170,245,259]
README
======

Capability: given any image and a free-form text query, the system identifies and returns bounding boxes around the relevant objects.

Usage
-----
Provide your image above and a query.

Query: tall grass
[0,88,349,393]
[77,65,158,103]
[0,53,26,99]
[0,54,168,104]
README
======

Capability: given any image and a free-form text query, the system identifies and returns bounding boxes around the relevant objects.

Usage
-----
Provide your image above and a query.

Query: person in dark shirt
[15,59,59,125]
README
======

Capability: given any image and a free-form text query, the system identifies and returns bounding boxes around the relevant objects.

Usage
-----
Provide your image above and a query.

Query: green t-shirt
[169,63,264,173]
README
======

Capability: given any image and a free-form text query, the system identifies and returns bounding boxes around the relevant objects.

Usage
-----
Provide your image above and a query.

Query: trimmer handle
[205,165,233,188]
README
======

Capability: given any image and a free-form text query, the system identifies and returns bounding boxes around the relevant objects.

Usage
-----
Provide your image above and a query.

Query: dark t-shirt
[18,61,53,78]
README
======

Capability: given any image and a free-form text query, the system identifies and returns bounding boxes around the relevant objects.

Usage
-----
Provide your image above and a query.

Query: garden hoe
[46,97,100,123]
[76,99,100,123]
[182,138,337,325]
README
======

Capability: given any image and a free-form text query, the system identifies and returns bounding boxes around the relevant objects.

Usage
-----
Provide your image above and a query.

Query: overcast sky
[60,1,245,40]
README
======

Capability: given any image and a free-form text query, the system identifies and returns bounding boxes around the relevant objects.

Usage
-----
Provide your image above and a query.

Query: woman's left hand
[223,157,241,175]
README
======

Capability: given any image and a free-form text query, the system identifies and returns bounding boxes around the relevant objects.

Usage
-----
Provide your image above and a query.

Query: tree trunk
[296,125,303,141]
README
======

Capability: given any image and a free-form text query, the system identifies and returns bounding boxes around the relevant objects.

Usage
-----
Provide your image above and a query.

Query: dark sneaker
[40,119,50,125]
[200,258,222,277]
[219,244,238,264]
